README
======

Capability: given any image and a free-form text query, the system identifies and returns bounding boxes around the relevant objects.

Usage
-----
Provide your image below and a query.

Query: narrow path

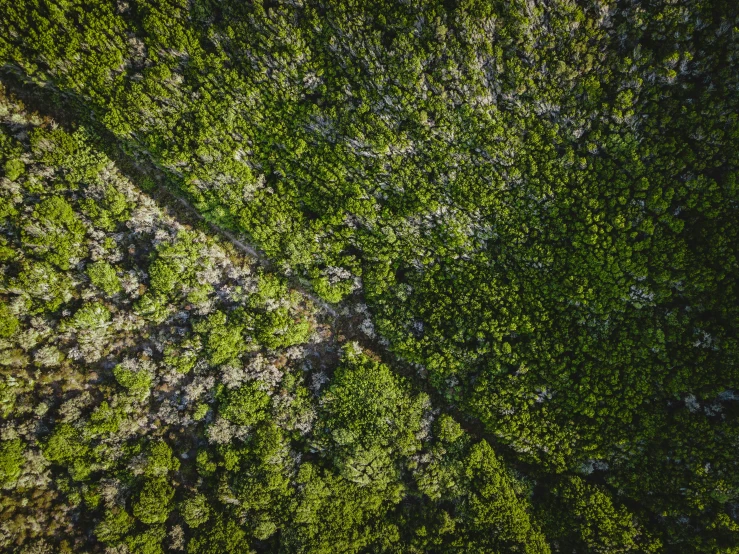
[170,195,339,318]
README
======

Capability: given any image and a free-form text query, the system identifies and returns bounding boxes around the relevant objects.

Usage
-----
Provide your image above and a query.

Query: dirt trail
[169,194,339,318]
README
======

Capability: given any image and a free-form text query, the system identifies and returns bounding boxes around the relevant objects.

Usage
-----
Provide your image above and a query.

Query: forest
[0,0,738,552]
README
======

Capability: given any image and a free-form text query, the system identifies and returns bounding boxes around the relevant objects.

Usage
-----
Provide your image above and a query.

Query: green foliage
[0,2,737,551]
[43,424,88,465]
[11,260,74,313]
[80,184,130,231]
[218,382,270,427]
[113,363,152,399]
[29,127,80,168]
[22,196,86,270]
[148,258,179,296]
[0,379,17,418]
[436,414,464,444]
[186,515,251,554]
[68,301,111,330]
[86,260,121,295]
[196,449,216,476]
[181,493,211,528]
[0,199,18,226]
[538,476,658,553]
[3,158,24,181]
[320,348,426,487]
[283,462,403,553]
[144,440,180,477]
[192,403,208,421]
[249,272,288,308]
[133,478,175,524]
[193,310,246,366]
[29,126,106,183]
[459,441,550,553]
[126,525,166,554]
[224,422,292,538]
[254,306,311,350]
[86,401,122,436]
[134,292,171,323]
[0,438,23,486]
[309,273,354,304]
[147,231,212,300]
[95,508,134,544]
[164,345,198,374]
[43,424,92,480]
[0,302,18,338]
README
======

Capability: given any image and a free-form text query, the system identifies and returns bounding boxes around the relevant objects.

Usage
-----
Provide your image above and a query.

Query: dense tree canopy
[0,0,737,551]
